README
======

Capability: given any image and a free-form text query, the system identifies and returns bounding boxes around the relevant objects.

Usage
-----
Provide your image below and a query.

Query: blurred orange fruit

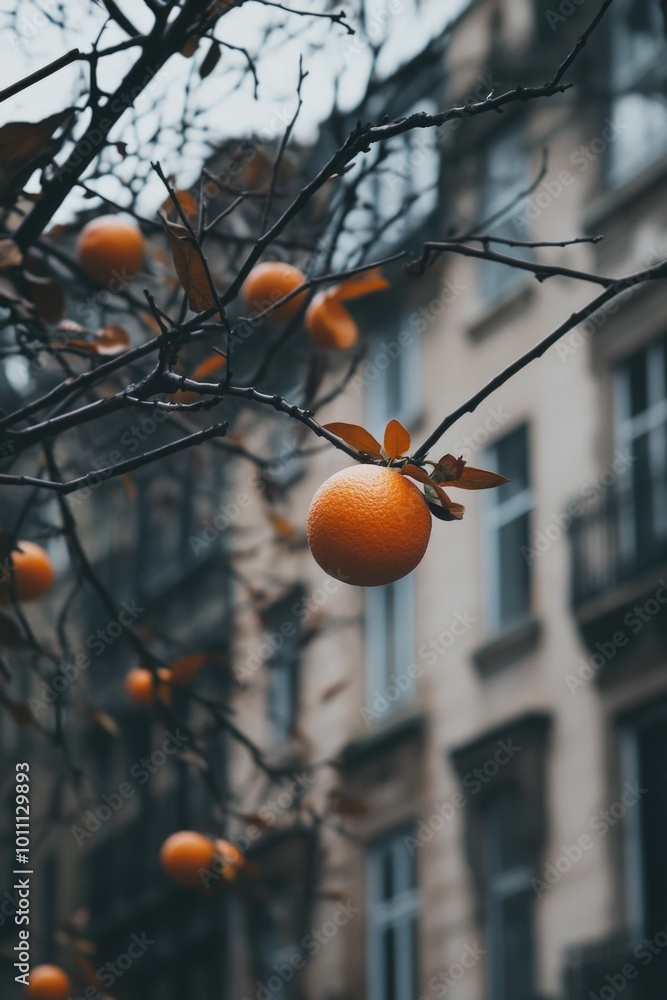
[242,262,306,322]
[0,541,54,603]
[25,965,72,1000]
[160,831,216,887]
[76,214,145,286]
[124,667,172,706]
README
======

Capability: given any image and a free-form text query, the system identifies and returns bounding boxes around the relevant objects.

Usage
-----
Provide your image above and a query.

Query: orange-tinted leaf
[191,353,226,381]
[383,418,410,460]
[200,39,222,78]
[401,463,432,485]
[27,275,65,322]
[449,466,510,490]
[333,267,389,302]
[329,793,369,817]
[162,218,216,312]
[162,190,199,220]
[121,473,137,502]
[88,709,119,736]
[95,324,130,356]
[322,422,382,458]
[6,701,33,726]
[0,109,74,201]
[271,515,298,541]
[424,483,465,521]
[170,652,206,686]
[0,239,22,273]
[432,454,466,483]
[181,35,199,57]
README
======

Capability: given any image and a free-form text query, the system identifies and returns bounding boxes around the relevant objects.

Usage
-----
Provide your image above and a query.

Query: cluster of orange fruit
[159,829,247,889]
[241,260,388,349]
[74,214,387,353]
[123,653,206,706]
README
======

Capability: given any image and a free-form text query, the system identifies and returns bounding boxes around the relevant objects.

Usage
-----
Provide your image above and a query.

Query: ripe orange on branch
[76,214,145,286]
[25,965,72,1000]
[306,464,432,587]
[0,541,54,603]
[242,261,306,322]
[160,830,216,887]
[124,667,172,706]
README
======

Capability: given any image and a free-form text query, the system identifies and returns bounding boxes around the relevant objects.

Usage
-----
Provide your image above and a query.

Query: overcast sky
[1,0,468,219]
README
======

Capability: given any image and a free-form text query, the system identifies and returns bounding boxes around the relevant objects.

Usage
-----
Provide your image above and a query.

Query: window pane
[382,926,397,1000]
[498,513,531,625]
[494,426,529,497]
[500,889,535,1000]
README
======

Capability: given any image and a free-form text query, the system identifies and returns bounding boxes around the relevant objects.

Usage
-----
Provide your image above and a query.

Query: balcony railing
[562,930,663,1000]
[569,476,667,609]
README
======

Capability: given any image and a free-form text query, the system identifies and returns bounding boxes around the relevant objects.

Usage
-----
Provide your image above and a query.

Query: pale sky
[1,0,468,220]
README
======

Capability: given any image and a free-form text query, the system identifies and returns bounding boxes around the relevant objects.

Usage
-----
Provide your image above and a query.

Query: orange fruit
[214,838,245,881]
[124,667,172,706]
[26,965,72,1000]
[160,831,216,887]
[241,262,306,322]
[306,465,432,586]
[0,541,54,603]
[76,214,145,286]
[305,292,358,349]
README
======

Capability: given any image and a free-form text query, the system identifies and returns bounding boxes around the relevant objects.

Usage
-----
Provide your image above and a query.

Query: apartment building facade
[227,1,667,999]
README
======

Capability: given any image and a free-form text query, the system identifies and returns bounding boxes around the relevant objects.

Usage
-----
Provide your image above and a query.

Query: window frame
[482,424,534,634]
[366,826,420,1000]
[365,575,417,720]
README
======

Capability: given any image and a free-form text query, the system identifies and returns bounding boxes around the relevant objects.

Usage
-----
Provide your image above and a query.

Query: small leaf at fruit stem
[322,421,382,457]
[162,218,217,312]
[434,454,510,489]
[383,418,410,459]
[333,267,389,302]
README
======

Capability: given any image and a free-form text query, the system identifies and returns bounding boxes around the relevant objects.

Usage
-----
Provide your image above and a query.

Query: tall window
[479,123,531,306]
[614,336,667,565]
[365,575,416,718]
[367,829,419,1000]
[484,790,536,1000]
[483,425,533,632]
[365,315,421,435]
[608,0,667,187]
[365,315,419,720]
[266,590,302,745]
[621,702,667,991]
